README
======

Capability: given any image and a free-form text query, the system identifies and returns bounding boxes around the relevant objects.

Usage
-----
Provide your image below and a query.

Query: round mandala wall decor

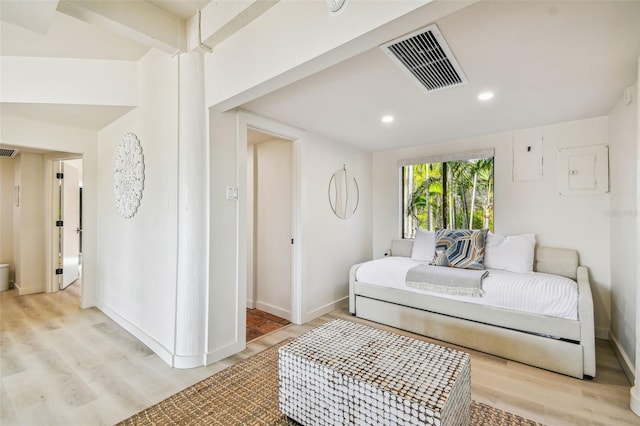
[113,132,145,218]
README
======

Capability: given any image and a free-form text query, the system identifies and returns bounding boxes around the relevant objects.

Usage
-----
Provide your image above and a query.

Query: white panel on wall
[513,129,543,182]
[557,145,609,196]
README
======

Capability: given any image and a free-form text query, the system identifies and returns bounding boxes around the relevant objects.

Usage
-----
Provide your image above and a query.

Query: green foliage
[404,157,494,237]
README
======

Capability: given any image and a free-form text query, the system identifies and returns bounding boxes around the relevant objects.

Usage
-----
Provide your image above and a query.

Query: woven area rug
[118,339,543,426]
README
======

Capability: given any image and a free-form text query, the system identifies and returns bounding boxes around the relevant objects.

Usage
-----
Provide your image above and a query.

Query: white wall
[96,49,179,364]
[0,158,15,284]
[299,133,372,322]
[208,109,242,361]
[0,56,136,106]
[609,84,638,376]
[254,139,292,320]
[13,153,45,294]
[372,116,612,337]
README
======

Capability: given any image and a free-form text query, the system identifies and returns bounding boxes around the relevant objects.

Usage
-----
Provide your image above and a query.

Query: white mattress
[355,257,578,320]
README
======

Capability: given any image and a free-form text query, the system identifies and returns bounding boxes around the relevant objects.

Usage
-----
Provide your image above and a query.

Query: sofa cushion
[431,229,488,270]
[485,233,536,273]
[411,229,436,262]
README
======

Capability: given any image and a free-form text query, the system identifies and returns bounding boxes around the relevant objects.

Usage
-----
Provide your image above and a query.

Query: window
[401,152,494,238]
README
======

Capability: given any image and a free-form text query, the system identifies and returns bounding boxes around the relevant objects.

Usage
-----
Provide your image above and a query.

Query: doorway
[58,159,83,290]
[246,129,293,324]
[0,145,85,302]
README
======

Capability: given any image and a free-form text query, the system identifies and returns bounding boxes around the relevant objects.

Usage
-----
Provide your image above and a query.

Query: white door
[61,162,81,289]
[254,140,292,320]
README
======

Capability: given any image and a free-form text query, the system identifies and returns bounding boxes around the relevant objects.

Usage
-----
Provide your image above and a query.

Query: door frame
[237,111,304,325]
[248,136,293,320]
[45,155,83,294]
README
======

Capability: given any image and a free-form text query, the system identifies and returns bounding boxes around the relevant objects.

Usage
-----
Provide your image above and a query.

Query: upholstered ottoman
[278,319,471,426]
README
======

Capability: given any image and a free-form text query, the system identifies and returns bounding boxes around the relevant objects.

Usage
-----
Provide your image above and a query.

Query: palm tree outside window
[402,155,494,239]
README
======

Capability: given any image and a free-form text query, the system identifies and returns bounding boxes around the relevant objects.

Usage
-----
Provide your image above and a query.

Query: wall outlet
[384,249,391,257]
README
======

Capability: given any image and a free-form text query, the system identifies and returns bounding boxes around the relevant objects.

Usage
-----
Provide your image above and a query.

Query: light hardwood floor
[1,284,638,426]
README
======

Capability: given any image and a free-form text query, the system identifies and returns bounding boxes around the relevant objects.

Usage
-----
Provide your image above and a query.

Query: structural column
[174,51,209,368]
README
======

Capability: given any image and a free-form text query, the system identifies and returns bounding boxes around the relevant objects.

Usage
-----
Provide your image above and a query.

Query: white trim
[173,353,206,369]
[97,300,174,367]
[609,331,635,384]
[303,296,349,323]
[14,282,45,296]
[206,340,245,365]
[255,301,291,322]
[398,148,495,167]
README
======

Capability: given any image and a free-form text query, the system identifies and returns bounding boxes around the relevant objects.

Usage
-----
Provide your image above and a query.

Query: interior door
[61,162,80,289]
[255,140,292,320]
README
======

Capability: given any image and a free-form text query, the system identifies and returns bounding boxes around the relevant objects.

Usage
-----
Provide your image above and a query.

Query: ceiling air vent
[0,148,19,158]
[381,24,468,93]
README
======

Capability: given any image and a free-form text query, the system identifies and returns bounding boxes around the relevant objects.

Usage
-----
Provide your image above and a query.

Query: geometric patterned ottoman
[279,319,471,426]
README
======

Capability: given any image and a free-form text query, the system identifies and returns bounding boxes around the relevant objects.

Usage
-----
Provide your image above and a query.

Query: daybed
[348,238,596,379]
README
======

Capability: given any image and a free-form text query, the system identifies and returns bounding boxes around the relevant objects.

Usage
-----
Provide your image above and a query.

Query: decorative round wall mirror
[113,132,145,218]
[328,165,359,219]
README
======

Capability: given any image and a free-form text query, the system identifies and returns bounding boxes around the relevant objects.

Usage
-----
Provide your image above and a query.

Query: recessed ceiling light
[381,115,394,123]
[478,91,494,101]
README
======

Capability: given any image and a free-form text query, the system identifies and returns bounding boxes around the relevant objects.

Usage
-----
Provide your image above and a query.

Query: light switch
[226,186,238,200]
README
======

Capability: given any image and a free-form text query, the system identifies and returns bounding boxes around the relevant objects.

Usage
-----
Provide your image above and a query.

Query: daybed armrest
[577,265,596,377]
[349,263,364,314]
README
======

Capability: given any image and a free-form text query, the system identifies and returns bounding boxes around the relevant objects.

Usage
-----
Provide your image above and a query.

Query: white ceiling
[147,0,210,20]
[0,103,135,131]
[0,0,206,132]
[242,1,640,151]
[0,10,150,60]
[0,1,638,152]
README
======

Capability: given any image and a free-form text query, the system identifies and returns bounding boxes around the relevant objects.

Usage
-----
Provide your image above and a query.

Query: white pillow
[484,233,536,273]
[411,229,436,262]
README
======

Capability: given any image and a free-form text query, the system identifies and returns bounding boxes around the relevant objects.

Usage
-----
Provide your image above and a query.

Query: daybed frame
[349,239,596,379]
